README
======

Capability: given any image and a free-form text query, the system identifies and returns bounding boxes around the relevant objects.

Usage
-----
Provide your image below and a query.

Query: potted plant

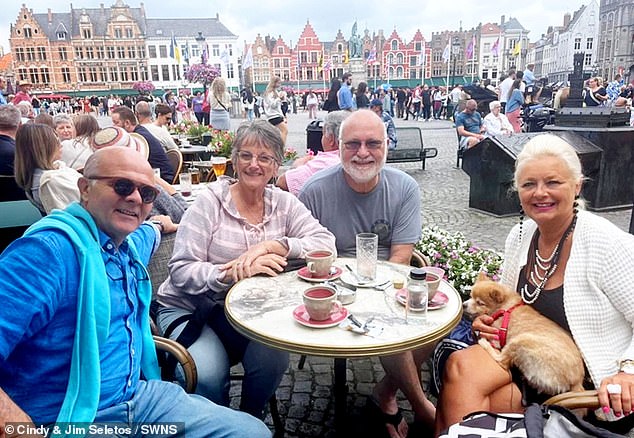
[132,80,155,96]
[283,147,298,166]
[415,226,503,301]
[208,129,234,158]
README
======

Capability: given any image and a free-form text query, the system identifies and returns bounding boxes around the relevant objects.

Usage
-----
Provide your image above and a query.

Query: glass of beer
[190,168,200,185]
[212,157,227,178]
[179,171,192,197]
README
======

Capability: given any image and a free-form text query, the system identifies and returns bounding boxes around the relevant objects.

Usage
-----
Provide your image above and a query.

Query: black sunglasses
[87,176,159,204]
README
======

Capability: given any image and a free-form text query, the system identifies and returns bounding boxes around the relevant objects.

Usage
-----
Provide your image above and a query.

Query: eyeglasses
[86,176,159,204]
[237,150,279,166]
[342,140,384,151]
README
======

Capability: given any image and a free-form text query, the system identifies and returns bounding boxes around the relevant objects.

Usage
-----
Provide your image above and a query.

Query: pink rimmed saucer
[297,266,343,283]
[395,289,449,311]
[292,304,349,328]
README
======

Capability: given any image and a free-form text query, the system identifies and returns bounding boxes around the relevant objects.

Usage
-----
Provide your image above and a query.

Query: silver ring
[607,383,622,395]
[474,330,481,338]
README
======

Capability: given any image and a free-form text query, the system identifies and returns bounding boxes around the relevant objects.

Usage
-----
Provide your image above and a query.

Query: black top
[134,125,174,183]
[0,134,27,202]
[517,269,570,334]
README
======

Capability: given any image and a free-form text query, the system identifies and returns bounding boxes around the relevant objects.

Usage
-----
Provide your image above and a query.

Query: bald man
[0,147,269,438]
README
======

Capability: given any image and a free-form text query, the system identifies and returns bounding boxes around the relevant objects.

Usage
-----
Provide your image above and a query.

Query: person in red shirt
[12,80,33,105]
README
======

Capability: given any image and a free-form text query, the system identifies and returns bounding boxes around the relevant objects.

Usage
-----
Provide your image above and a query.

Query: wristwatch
[151,220,164,233]
[618,359,634,374]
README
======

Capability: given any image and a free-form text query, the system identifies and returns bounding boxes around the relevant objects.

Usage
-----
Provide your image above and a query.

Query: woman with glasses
[14,123,82,214]
[156,119,336,419]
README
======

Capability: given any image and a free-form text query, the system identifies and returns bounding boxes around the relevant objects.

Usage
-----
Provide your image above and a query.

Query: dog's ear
[490,286,506,304]
[476,271,489,282]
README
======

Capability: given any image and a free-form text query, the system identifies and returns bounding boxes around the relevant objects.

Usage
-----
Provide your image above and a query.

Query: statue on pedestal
[348,22,362,59]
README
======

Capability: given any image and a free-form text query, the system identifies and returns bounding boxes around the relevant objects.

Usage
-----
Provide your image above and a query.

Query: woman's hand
[599,373,634,417]
[223,253,287,283]
[472,314,499,344]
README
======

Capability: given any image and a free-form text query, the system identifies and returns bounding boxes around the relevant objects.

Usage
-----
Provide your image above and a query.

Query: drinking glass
[179,171,192,197]
[356,233,378,281]
[212,157,227,177]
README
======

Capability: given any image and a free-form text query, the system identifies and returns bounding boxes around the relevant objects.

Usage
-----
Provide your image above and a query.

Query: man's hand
[1,388,44,438]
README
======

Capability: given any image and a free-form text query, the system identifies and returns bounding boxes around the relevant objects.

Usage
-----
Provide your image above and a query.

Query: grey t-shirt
[299,164,421,260]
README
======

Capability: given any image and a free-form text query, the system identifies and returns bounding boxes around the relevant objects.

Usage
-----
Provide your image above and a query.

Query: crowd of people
[1,68,634,438]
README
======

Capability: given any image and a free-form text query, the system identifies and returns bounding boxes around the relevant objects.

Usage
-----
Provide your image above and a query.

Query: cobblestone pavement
[225,109,632,437]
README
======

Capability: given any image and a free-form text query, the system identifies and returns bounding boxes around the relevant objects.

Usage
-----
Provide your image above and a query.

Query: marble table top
[225,258,463,358]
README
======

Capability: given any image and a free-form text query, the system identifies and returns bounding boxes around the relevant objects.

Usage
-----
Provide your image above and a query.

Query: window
[300,52,307,63]
[574,38,581,50]
[191,44,199,57]
[311,52,318,63]
[396,66,403,79]
[15,48,24,62]
[161,65,170,81]
[58,47,67,61]
[337,43,343,52]
[433,67,443,76]
[130,66,139,81]
[410,69,418,79]
[283,59,289,68]
[86,47,94,59]
[415,42,422,51]
[37,47,47,61]
[396,53,404,64]
[306,69,313,80]
[278,47,284,54]
[120,67,128,82]
[17,68,27,82]
[110,68,118,82]
[118,47,126,58]
[57,31,66,40]
[107,47,115,59]
[40,67,50,84]
[82,28,92,39]
[79,68,87,83]
[410,56,417,66]
[483,55,490,64]
[125,28,133,38]
[225,44,233,56]
[26,47,35,61]
[586,38,593,50]
[97,47,104,59]
[391,40,398,50]
[151,65,159,81]
[114,28,122,39]
[227,64,234,79]
[149,46,157,58]
[274,59,281,68]
[24,27,32,38]
[212,44,220,56]
[128,47,136,58]
[75,47,83,59]
[172,65,180,81]
[99,67,107,82]
[387,53,394,65]
[62,67,71,83]
[159,45,167,58]
[584,53,592,66]
[89,67,97,82]
[138,46,146,58]
[484,42,490,52]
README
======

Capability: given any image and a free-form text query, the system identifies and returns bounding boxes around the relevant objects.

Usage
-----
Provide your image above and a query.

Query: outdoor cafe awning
[36,94,71,100]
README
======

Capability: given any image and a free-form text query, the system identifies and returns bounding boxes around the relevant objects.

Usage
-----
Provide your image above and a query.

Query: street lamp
[451,36,461,87]
[195,31,206,65]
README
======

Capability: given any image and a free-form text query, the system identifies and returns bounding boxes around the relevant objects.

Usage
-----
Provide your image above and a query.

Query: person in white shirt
[483,101,513,137]
[498,69,516,113]
[136,102,178,151]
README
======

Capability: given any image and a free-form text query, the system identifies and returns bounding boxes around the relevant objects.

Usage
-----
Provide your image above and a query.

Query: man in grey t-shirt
[299,110,435,437]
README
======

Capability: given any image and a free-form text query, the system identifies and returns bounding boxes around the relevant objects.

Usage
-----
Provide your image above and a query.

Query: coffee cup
[303,285,342,321]
[305,249,335,277]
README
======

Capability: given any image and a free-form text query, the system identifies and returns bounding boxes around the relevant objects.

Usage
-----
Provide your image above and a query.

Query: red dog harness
[490,303,524,348]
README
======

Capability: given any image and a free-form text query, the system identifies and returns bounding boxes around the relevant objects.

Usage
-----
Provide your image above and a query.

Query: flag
[220,48,230,65]
[318,52,324,72]
[442,44,450,63]
[512,41,521,56]
[466,35,476,60]
[170,34,181,64]
[491,37,500,57]
[183,41,190,63]
[242,45,253,71]
[343,49,349,64]
[366,45,377,64]
[201,43,209,65]
[323,60,332,72]
[418,41,426,66]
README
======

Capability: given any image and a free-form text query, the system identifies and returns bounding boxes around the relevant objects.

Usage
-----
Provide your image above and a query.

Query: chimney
[563,12,571,28]
[500,15,505,25]
[48,8,52,23]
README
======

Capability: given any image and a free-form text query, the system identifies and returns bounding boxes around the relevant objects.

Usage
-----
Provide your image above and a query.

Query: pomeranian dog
[463,273,585,396]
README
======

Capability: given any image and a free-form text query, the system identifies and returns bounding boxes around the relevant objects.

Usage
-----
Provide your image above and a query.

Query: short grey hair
[231,119,284,164]
[0,105,21,129]
[322,110,350,140]
[489,100,502,111]
[16,101,32,117]
[52,113,73,127]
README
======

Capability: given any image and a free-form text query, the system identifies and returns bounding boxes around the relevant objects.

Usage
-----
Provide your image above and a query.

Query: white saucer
[340,270,390,288]
[297,266,343,283]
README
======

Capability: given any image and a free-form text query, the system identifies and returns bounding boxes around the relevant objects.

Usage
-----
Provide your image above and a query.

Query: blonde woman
[263,76,288,143]
[14,124,81,214]
[208,77,231,130]
[60,114,100,170]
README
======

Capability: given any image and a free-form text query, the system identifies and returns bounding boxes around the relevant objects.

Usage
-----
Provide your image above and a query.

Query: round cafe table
[225,257,462,430]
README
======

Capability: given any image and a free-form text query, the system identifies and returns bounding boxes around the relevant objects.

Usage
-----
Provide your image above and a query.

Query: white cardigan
[501,210,634,387]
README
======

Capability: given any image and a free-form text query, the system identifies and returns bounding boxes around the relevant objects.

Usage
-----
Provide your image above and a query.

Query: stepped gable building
[269,36,293,82]
[295,21,323,83]
[249,34,271,86]
[11,1,148,93]
[479,22,502,85]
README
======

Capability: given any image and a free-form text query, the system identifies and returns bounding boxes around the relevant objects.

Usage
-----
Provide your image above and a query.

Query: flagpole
[446,41,451,87]
[471,35,475,82]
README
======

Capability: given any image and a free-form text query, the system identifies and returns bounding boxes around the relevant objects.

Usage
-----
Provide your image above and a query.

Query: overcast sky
[1,0,590,54]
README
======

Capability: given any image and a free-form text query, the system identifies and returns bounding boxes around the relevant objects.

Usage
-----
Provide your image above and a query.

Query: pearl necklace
[521,215,577,304]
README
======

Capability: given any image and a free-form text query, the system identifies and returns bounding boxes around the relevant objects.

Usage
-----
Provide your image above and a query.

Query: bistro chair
[544,390,599,409]
[166,149,183,184]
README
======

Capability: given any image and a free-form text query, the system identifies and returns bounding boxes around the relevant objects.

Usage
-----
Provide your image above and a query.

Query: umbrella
[378,83,392,91]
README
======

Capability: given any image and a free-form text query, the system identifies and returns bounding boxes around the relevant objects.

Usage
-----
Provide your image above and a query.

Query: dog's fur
[463,273,585,396]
